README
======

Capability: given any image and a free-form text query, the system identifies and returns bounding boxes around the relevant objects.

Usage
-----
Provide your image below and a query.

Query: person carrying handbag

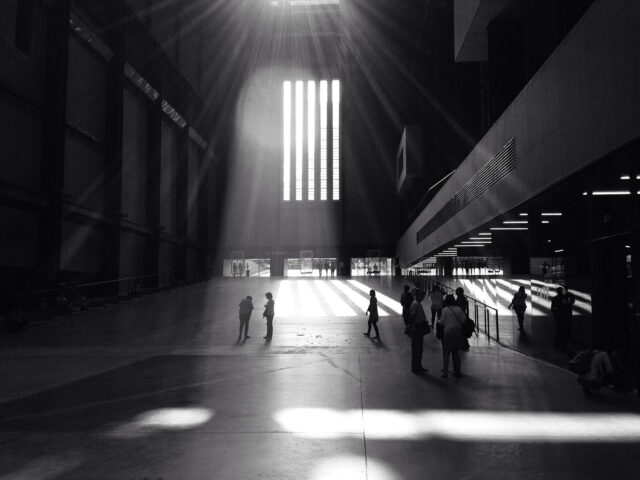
[437,294,466,378]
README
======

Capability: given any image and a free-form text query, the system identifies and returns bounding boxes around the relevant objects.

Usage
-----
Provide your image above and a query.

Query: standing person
[330,262,336,277]
[508,286,528,331]
[263,292,275,340]
[400,285,414,336]
[363,289,380,339]
[238,295,254,340]
[409,288,430,373]
[551,286,565,351]
[438,295,466,378]
[563,286,575,348]
[455,287,470,351]
[324,260,330,278]
[429,286,444,328]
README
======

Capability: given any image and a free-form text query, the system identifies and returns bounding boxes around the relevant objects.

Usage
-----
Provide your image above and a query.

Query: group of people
[399,284,471,377]
[318,261,336,277]
[237,292,275,341]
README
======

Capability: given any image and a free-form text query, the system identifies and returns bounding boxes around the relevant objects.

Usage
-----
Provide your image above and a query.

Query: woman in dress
[363,289,380,339]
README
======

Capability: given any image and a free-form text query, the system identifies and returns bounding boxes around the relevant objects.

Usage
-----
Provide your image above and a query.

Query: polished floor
[1,277,639,479]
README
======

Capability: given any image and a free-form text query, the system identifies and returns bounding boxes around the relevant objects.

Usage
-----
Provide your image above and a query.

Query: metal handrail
[406,273,500,342]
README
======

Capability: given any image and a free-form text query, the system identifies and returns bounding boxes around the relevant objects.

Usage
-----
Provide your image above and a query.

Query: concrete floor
[1,277,639,479]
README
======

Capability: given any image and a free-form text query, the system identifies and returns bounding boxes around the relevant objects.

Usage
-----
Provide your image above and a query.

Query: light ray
[315,280,357,316]
[347,280,402,314]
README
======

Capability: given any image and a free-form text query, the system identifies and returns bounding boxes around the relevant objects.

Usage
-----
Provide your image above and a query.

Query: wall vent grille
[417,138,516,244]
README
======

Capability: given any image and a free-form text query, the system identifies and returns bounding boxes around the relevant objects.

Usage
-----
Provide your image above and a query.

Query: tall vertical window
[307,81,315,201]
[332,80,340,200]
[319,80,328,201]
[295,81,303,201]
[283,81,291,201]
[283,79,340,202]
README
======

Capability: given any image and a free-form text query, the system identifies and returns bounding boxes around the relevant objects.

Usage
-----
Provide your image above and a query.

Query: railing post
[495,310,500,342]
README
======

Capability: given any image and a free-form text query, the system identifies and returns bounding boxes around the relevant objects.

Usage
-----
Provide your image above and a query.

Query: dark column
[38,0,70,287]
[146,101,162,287]
[103,9,126,296]
[175,128,189,281]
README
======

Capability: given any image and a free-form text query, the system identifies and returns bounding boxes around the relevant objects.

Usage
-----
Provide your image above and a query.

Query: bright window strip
[320,80,328,200]
[332,80,340,200]
[307,81,315,201]
[295,81,303,201]
[283,82,291,201]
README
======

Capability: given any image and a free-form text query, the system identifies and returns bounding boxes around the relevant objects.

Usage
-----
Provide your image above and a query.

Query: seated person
[578,350,614,391]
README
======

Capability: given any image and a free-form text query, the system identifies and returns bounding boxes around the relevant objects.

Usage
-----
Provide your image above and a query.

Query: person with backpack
[508,286,528,331]
[438,294,466,378]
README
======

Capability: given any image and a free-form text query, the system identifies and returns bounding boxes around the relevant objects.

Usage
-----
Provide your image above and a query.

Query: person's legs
[244,317,250,338]
[372,322,380,338]
[442,346,450,377]
[431,308,436,327]
[265,316,273,339]
[364,320,372,335]
[238,318,243,339]
[452,349,461,376]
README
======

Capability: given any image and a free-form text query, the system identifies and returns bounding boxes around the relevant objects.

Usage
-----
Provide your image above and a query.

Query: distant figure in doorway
[429,286,443,328]
[363,289,380,339]
[330,262,336,277]
[238,296,254,340]
[324,261,330,278]
[438,294,466,378]
[400,285,414,336]
[409,288,430,373]
[263,292,275,340]
[508,286,528,331]
[232,262,238,277]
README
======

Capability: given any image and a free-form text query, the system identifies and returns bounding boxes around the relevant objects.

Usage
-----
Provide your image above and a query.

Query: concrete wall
[398,0,640,266]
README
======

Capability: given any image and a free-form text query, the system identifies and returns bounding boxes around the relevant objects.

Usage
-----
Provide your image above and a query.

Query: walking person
[363,289,380,339]
[429,286,443,328]
[508,286,528,331]
[238,295,254,340]
[400,285,414,336]
[409,288,430,373]
[438,295,466,378]
[263,292,275,340]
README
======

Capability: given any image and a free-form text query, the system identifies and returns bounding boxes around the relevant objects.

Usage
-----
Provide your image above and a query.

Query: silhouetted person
[429,286,443,328]
[330,262,335,277]
[363,289,380,339]
[563,286,575,346]
[263,292,275,340]
[238,295,253,340]
[508,286,528,331]
[324,261,329,277]
[551,286,568,351]
[578,349,614,393]
[400,285,413,336]
[455,287,470,351]
[409,288,429,373]
[438,294,466,378]
[232,262,238,277]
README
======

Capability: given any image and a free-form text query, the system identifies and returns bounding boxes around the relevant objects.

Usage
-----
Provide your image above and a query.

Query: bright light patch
[275,408,640,443]
[331,280,389,316]
[347,280,402,314]
[592,190,631,195]
[298,280,327,317]
[276,280,295,317]
[108,408,213,438]
[309,455,398,480]
[315,280,357,316]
